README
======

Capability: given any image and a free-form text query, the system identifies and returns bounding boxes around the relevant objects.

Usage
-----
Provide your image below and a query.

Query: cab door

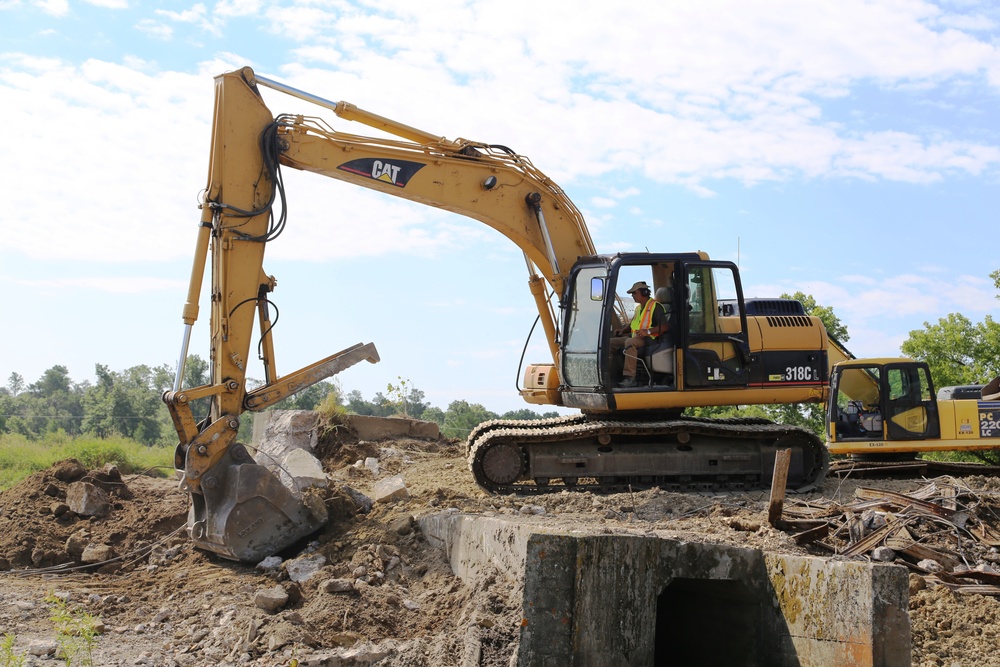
[884,362,940,440]
[679,262,750,389]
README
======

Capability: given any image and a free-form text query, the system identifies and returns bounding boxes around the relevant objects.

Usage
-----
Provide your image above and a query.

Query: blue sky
[2,0,999,414]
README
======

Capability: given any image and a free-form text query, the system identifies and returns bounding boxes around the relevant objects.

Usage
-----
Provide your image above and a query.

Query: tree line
[3,281,998,446]
[0,362,557,445]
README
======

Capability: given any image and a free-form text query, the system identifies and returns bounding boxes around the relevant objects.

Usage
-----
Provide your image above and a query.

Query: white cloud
[31,0,66,15]
[83,0,128,8]
[214,0,263,18]
[252,0,1000,190]
[156,4,206,23]
[135,18,172,40]
[2,1,1000,264]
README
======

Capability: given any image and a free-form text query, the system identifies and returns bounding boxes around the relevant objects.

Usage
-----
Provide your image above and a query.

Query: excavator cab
[826,358,941,454]
[560,253,753,409]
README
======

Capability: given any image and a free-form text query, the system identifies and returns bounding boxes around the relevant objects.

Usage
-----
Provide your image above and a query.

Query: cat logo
[337,157,426,188]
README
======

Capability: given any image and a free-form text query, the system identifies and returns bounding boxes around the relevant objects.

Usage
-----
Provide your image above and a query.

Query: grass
[0,634,26,667]
[0,432,174,490]
[45,593,100,667]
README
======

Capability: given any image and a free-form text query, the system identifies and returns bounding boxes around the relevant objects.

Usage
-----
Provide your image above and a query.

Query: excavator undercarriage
[467,413,829,494]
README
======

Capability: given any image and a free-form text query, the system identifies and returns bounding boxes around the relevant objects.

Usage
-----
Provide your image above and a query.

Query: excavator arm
[162,66,596,561]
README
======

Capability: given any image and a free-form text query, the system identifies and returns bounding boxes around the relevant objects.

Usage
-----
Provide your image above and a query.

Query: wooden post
[768,449,792,529]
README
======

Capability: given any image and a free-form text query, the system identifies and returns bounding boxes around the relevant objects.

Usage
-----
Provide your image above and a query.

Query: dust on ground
[0,425,997,666]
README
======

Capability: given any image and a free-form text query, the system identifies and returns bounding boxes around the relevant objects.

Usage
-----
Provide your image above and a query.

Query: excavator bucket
[186,442,327,562]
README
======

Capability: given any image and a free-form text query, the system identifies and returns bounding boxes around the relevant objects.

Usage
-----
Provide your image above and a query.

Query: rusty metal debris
[776,476,1000,595]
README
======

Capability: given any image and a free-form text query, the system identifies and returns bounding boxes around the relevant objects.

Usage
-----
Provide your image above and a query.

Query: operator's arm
[642,303,669,338]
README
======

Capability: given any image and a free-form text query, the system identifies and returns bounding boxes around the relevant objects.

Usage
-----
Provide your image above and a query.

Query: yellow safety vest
[629,308,643,335]
[634,300,660,339]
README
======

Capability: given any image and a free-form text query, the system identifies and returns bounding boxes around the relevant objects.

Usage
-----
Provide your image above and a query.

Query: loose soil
[1,426,998,666]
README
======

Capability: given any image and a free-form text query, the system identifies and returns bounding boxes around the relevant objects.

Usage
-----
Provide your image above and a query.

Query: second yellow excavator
[163,67,850,561]
[826,358,1000,458]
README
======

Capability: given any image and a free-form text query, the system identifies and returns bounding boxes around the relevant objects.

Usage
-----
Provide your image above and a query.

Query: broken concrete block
[347,414,440,440]
[66,481,110,517]
[282,448,328,492]
[285,553,326,583]
[251,410,328,495]
[373,475,410,504]
[254,410,319,454]
[254,585,289,613]
[320,578,356,594]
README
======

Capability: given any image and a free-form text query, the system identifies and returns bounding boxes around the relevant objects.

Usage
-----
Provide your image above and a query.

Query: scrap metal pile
[775,475,1000,595]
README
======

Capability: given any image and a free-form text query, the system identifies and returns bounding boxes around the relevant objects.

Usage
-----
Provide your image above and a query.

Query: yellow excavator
[163,66,851,561]
[826,358,1000,457]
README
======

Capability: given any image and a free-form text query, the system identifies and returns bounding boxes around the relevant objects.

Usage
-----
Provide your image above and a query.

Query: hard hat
[626,281,650,294]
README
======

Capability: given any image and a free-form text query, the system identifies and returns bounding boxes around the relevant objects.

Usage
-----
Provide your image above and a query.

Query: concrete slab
[418,513,910,667]
[347,414,440,440]
[252,411,441,446]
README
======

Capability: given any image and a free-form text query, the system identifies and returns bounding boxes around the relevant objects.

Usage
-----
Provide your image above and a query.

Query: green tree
[780,291,849,343]
[14,366,85,438]
[901,313,1000,388]
[441,400,498,440]
[421,406,446,425]
[276,380,340,411]
[7,372,24,397]
[81,364,163,444]
[499,408,560,420]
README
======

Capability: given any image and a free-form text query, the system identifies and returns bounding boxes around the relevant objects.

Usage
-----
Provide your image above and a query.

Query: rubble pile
[782,476,1000,594]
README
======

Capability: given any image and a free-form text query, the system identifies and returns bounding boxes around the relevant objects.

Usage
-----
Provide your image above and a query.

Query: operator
[610,281,669,388]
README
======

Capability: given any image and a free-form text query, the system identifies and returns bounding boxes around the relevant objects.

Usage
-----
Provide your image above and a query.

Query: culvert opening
[655,577,759,666]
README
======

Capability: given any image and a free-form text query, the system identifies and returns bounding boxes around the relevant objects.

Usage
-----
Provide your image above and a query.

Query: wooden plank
[854,487,968,527]
[767,449,791,528]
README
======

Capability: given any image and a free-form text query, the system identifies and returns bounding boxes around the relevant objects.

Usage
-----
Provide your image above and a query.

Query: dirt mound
[1,433,1000,665]
[0,460,187,571]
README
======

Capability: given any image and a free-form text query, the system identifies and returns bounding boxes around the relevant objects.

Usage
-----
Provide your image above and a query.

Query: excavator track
[467,414,828,495]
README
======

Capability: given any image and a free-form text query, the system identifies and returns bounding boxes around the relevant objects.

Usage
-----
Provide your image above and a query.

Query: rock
[256,409,320,449]
[282,448,329,492]
[66,481,110,517]
[391,515,416,536]
[373,475,410,503]
[910,573,927,594]
[320,578,356,594]
[27,640,57,656]
[81,544,117,564]
[254,585,289,613]
[152,606,172,623]
[253,411,330,495]
[364,457,381,476]
[43,482,60,497]
[51,502,70,517]
[285,553,327,583]
[519,504,546,516]
[917,558,944,573]
[402,599,420,611]
[51,459,86,482]
[256,556,283,571]
[66,529,92,559]
[343,486,374,514]
[871,546,896,562]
